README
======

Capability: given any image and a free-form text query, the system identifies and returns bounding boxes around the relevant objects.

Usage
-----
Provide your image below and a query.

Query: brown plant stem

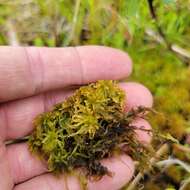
[126,143,169,190]
[147,0,171,49]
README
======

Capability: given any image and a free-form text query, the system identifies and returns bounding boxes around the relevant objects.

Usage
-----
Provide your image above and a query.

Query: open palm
[0,46,153,190]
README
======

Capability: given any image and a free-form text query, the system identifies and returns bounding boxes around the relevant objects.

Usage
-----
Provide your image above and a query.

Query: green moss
[28,80,151,177]
[130,50,190,139]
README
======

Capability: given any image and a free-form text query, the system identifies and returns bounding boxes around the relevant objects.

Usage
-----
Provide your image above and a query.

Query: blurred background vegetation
[1,0,190,189]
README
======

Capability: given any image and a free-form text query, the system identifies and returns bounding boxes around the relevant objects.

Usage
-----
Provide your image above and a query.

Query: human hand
[0,46,153,190]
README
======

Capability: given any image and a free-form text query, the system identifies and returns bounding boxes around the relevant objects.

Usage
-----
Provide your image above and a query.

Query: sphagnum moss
[28,80,152,178]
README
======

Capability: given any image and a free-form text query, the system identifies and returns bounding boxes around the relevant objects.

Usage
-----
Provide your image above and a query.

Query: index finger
[0,46,132,103]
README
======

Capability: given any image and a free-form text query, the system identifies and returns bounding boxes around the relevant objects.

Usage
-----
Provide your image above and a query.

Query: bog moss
[28,80,151,177]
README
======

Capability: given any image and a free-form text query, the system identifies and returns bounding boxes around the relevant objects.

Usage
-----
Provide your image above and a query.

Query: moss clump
[29,80,151,177]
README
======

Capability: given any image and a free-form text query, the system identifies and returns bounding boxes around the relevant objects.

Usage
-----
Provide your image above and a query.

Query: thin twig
[171,44,190,60]
[146,28,190,60]
[147,0,171,49]
[126,144,169,190]
[157,157,190,173]
[156,155,190,190]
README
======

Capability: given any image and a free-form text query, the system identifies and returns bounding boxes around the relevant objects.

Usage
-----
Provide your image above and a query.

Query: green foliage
[155,0,190,46]
[29,80,151,177]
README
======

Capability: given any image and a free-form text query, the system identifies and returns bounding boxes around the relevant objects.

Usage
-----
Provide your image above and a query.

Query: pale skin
[0,46,153,190]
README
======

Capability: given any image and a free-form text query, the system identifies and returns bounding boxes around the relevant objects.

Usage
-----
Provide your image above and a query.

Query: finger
[131,118,152,144]
[88,155,134,190]
[119,82,153,110]
[0,142,14,190]
[7,118,151,184]
[0,46,132,103]
[1,82,153,141]
[120,82,153,144]
[1,89,74,141]
[7,143,47,184]
[13,154,134,190]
